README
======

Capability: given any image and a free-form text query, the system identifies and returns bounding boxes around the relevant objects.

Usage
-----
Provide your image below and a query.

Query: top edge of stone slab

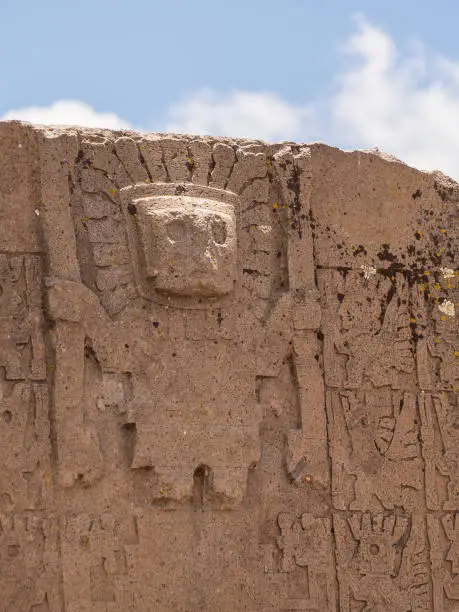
[1,119,457,188]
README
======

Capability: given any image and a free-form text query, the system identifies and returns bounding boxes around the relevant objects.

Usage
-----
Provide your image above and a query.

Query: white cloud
[163,17,459,179]
[165,89,312,142]
[3,18,459,179]
[330,15,459,179]
[2,100,131,130]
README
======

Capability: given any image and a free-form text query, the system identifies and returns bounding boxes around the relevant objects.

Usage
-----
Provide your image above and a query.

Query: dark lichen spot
[336,267,349,279]
[377,244,397,262]
[353,245,367,257]
[127,203,137,215]
[412,189,422,199]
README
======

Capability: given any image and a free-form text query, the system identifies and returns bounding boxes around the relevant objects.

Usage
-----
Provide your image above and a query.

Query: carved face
[358,534,397,577]
[135,195,237,298]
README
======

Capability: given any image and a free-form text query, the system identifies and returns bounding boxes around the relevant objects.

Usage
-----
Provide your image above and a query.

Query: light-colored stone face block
[134,195,236,297]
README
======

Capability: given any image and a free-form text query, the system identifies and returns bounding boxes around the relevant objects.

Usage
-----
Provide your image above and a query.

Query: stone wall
[0,119,458,610]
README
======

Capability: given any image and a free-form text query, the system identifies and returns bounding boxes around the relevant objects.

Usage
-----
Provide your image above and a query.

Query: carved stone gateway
[0,121,458,610]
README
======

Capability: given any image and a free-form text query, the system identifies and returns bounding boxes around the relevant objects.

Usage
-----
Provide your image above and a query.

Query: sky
[2,0,459,178]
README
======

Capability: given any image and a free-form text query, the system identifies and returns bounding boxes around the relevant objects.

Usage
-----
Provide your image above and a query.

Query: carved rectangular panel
[61,513,139,612]
[327,389,424,512]
[319,269,415,390]
[0,254,51,512]
[261,512,337,611]
[428,514,459,611]
[335,512,431,611]
[419,392,459,511]
[0,254,46,381]
[0,514,61,611]
[412,272,459,392]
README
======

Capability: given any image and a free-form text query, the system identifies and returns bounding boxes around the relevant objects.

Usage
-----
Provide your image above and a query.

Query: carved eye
[166,219,186,243]
[211,218,227,245]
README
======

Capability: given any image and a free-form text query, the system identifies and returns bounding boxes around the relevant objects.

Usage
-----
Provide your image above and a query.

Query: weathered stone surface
[0,119,458,610]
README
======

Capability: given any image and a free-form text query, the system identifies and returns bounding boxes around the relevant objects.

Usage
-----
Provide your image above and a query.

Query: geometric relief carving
[413,275,459,392]
[0,254,46,381]
[420,392,459,511]
[275,512,336,611]
[319,269,415,389]
[327,389,424,511]
[335,512,431,611]
[62,513,139,611]
[0,514,61,611]
[428,514,459,611]
[0,382,50,511]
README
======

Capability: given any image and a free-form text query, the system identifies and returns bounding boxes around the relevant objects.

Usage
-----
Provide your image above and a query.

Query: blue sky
[2,0,459,177]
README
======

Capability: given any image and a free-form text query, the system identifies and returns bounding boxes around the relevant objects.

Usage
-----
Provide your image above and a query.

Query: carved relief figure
[61,513,139,611]
[327,389,423,511]
[0,255,49,511]
[335,512,430,611]
[320,270,415,389]
[420,392,459,511]
[414,277,459,392]
[428,514,459,611]
[0,514,60,611]
[276,512,336,610]
[44,135,293,505]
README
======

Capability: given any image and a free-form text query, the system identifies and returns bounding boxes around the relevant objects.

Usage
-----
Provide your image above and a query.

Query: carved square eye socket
[166,219,186,243]
[211,217,227,245]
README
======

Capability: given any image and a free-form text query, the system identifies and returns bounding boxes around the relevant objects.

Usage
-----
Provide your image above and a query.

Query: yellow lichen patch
[272,202,278,210]
[80,535,90,547]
